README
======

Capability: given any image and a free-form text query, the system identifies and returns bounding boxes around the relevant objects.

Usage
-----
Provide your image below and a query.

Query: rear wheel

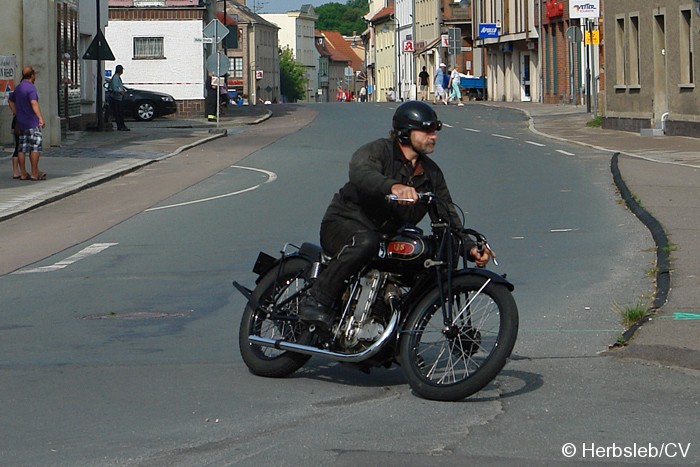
[399,275,518,401]
[239,257,313,377]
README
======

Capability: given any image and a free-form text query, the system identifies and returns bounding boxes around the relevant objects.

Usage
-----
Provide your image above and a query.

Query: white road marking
[464,128,481,132]
[14,243,118,274]
[442,123,454,128]
[525,141,546,147]
[550,228,577,233]
[145,165,277,212]
[492,134,513,139]
[556,149,576,156]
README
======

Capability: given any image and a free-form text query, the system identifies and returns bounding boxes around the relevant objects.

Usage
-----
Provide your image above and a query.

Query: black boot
[298,295,333,330]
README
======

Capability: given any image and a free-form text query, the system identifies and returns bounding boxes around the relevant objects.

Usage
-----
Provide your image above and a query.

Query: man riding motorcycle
[299,101,493,330]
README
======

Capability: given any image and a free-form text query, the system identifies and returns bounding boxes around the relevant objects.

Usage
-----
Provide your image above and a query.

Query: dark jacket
[322,138,463,234]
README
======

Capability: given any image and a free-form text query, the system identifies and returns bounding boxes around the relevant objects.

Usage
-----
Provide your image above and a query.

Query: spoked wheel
[399,275,518,401]
[239,257,313,377]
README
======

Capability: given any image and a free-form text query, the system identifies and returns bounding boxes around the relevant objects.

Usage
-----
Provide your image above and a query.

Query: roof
[369,5,394,23]
[225,0,279,28]
[320,30,363,71]
[216,11,237,26]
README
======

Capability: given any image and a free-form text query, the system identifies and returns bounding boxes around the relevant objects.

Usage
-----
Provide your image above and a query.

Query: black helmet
[392,101,442,143]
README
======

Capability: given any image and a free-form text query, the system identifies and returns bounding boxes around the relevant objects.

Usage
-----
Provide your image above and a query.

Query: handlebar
[462,228,498,266]
[385,192,435,204]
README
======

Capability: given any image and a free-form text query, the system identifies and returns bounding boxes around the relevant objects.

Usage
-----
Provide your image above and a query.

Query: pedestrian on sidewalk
[9,115,20,179]
[8,66,46,181]
[419,66,430,101]
[448,65,464,106]
[108,65,130,131]
[434,63,447,105]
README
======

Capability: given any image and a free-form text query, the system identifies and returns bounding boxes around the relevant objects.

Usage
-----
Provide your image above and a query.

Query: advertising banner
[569,0,600,19]
[0,55,16,106]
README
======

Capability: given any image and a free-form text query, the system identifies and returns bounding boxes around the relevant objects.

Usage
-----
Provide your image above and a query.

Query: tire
[239,257,313,377]
[135,101,155,121]
[399,275,518,401]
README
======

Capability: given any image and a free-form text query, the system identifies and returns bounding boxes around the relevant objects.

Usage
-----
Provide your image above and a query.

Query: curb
[609,152,671,345]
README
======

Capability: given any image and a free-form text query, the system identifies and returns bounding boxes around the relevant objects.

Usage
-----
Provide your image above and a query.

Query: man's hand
[390,184,418,204]
[469,246,494,268]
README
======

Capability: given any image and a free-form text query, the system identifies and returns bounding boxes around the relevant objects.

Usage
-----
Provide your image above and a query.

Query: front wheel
[399,275,518,401]
[239,257,313,377]
[135,101,155,121]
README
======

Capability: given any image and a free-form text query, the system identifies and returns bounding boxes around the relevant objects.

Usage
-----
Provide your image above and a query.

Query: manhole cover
[80,310,192,320]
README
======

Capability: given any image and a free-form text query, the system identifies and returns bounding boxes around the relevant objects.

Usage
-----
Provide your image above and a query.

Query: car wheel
[135,101,156,121]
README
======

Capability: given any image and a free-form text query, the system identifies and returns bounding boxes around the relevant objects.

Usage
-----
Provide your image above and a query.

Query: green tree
[279,47,306,102]
[316,0,369,36]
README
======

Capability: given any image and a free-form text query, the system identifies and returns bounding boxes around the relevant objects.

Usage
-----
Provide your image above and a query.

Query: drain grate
[80,310,192,320]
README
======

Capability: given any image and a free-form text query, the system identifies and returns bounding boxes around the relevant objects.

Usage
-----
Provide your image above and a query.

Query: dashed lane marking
[13,243,118,274]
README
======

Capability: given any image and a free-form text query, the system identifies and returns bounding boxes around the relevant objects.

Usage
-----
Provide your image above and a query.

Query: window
[615,17,626,86]
[133,37,164,59]
[629,15,640,86]
[680,9,694,84]
[229,57,243,79]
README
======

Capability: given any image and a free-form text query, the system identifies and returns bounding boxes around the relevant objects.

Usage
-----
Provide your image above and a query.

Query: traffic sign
[202,19,229,43]
[206,52,229,76]
[566,26,583,43]
[195,37,214,44]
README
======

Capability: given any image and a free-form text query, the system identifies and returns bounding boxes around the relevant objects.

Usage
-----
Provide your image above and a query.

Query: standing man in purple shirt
[8,66,46,180]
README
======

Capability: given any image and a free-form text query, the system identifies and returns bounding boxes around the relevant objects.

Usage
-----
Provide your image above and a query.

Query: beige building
[604,0,700,136]
[262,5,319,102]
[367,4,397,102]
[225,1,281,105]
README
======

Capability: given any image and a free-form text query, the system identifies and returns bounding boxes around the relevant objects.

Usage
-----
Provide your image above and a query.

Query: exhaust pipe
[248,311,399,363]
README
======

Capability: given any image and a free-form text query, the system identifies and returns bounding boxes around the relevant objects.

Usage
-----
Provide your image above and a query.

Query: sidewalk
[1,101,698,370]
[0,105,271,221]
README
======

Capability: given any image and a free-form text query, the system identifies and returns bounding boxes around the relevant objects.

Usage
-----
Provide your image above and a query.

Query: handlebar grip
[386,192,435,203]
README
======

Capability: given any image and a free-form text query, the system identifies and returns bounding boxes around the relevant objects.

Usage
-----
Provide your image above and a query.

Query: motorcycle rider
[299,101,493,330]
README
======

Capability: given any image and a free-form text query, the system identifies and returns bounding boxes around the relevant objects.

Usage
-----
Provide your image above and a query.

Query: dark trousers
[112,99,127,129]
[310,218,380,307]
[205,91,217,117]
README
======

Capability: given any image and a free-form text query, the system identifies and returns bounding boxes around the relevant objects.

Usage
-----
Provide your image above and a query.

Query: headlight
[161,96,174,102]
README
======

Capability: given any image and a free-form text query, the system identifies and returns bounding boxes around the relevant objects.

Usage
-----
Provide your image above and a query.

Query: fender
[251,242,321,283]
[453,267,514,292]
[397,267,514,331]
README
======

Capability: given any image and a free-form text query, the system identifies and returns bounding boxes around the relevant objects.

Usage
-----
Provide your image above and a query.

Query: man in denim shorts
[9,66,46,180]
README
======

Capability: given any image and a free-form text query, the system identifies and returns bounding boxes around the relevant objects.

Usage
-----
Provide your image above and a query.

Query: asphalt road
[1,104,698,465]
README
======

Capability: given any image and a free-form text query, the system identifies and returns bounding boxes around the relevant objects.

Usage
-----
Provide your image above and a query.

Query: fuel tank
[376,225,433,272]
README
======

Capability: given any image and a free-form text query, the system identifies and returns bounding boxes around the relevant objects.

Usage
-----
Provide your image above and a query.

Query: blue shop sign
[478,23,499,39]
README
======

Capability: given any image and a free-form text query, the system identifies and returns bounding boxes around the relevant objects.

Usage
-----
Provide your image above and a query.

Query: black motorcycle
[234,193,518,401]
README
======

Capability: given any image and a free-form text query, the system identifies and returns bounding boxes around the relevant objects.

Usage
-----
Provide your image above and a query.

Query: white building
[262,5,319,102]
[105,1,205,112]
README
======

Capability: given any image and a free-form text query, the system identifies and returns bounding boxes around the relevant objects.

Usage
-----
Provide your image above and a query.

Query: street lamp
[393,14,402,101]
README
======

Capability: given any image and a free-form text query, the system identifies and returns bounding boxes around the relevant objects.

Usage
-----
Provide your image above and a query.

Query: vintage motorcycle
[233,193,518,401]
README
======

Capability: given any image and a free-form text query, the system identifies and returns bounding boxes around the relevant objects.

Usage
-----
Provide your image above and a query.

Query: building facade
[262,5,319,102]
[225,1,281,105]
[106,1,206,117]
[603,0,700,136]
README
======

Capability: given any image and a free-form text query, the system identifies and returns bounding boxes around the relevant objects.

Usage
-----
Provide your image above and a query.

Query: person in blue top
[434,63,447,105]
